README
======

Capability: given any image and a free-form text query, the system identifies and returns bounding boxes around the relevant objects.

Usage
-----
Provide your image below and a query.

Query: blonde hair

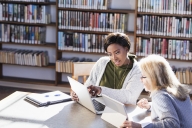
[139,54,189,101]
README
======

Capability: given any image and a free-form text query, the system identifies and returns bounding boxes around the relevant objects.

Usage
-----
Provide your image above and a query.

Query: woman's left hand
[120,120,142,128]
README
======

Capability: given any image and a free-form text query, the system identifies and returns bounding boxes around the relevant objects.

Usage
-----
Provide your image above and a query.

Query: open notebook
[25,90,72,107]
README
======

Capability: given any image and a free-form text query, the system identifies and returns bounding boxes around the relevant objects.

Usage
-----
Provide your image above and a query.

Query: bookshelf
[0,0,136,89]
[0,0,191,99]
[0,0,58,87]
[134,0,192,90]
[55,0,136,85]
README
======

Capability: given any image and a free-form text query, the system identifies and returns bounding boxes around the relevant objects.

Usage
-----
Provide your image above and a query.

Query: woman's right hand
[70,90,79,101]
[137,98,150,110]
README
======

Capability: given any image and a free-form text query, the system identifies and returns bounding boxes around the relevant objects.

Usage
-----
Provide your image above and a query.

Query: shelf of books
[0,1,56,5]
[0,21,56,26]
[0,42,56,47]
[56,0,136,85]
[135,0,192,89]
[0,0,57,86]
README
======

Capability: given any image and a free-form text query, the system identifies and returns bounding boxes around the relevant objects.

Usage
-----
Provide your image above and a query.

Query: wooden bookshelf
[1,63,55,69]
[1,0,191,91]
[57,50,107,55]
[0,1,56,5]
[134,0,192,88]
[137,56,192,62]
[0,1,57,87]
[0,21,56,26]
[136,34,192,41]
[0,42,56,47]
[58,8,135,13]
[58,29,134,35]
[137,12,192,17]
[55,1,136,84]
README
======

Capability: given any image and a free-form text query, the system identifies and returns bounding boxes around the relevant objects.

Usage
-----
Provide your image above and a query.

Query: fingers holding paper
[137,98,150,109]
[120,120,142,128]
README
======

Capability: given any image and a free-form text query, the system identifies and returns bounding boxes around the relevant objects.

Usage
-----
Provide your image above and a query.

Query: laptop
[101,94,128,127]
[67,76,105,115]
[101,94,152,128]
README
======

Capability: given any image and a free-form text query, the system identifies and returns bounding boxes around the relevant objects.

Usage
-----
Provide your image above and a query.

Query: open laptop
[67,76,105,115]
[101,94,128,127]
[101,94,152,127]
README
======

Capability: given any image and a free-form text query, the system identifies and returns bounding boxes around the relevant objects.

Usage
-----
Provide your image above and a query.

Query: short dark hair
[104,32,131,52]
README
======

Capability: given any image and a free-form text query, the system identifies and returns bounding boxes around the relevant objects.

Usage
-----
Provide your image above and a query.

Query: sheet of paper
[126,105,152,127]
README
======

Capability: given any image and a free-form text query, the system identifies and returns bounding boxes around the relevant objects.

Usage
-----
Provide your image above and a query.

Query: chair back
[72,62,95,84]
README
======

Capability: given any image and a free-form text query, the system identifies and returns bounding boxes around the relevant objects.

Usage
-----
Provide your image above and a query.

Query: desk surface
[0,91,151,128]
[0,91,116,128]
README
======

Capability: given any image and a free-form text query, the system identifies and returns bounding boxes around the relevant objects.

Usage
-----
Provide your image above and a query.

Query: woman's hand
[120,120,142,128]
[137,98,150,110]
[87,85,101,96]
[70,90,79,101]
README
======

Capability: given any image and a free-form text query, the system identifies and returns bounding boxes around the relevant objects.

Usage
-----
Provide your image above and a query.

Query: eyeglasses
[140,76,147,80]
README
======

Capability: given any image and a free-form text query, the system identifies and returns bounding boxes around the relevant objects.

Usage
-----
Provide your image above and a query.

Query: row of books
[0,48,49,67]
[58,0,112,10]
[58,10,127,32]
[56,57,93,73]
[136,37,192,60]
[58,31,107,53]
[0,24,46,44]
[138,0,192,14]
[172,66,192,85]
[137,15,192,37]
[0,3,51,24]
[0,0,48,2]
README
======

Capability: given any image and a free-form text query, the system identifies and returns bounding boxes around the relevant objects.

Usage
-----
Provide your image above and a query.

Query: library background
[0,0,191,99]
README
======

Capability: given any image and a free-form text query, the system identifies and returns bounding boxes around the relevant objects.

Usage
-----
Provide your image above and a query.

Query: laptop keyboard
[92,99,105,111]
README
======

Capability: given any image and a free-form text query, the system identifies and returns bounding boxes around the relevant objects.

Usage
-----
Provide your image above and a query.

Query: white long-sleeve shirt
[85,56,144,105]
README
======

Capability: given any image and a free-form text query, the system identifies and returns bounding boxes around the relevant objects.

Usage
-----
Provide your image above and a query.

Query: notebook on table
[67,76,105,115]
[25,90,72,107]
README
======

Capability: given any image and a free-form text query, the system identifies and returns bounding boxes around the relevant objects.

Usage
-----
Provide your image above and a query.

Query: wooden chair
[72,62,95,84]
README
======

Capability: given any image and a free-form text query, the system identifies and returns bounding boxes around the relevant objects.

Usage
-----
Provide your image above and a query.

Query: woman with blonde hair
[121,54,192,128]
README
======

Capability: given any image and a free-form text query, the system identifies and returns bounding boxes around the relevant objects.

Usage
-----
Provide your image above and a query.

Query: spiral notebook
[25,90,72,107]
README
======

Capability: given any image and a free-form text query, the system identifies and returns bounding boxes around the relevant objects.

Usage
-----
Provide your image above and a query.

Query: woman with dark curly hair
[71,32,144,105]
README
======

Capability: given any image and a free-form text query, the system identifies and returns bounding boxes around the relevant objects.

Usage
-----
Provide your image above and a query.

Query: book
[25,90,72,107]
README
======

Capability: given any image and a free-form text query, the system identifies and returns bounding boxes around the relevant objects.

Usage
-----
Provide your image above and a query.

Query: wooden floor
[0,86,48,101]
